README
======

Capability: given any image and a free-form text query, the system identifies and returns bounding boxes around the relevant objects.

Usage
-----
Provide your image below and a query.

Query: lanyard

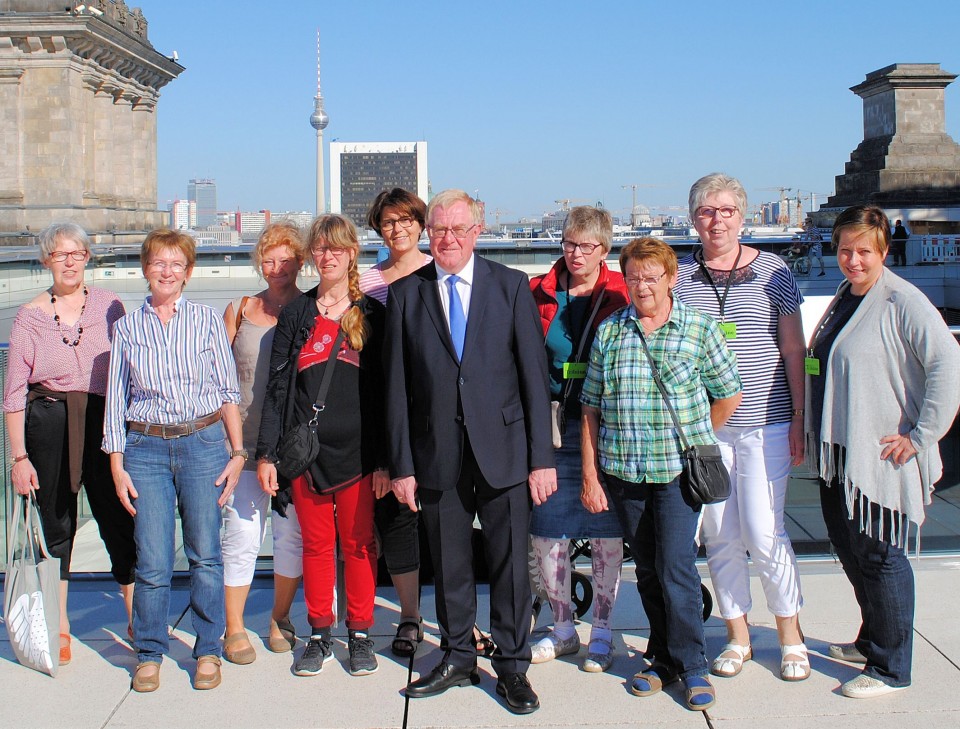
[694,244,743,322]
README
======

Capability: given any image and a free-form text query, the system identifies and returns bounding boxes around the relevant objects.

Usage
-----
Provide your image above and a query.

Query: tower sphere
[311,102,329,130]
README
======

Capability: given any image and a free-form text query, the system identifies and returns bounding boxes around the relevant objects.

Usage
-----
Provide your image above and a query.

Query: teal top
[544,290,592,409]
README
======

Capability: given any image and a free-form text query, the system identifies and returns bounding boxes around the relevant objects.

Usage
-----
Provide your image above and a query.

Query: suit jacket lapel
[418,263,460,362]
[462,256,489,363]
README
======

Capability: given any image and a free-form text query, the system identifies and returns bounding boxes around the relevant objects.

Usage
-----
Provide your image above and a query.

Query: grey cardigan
[806,267,960,543]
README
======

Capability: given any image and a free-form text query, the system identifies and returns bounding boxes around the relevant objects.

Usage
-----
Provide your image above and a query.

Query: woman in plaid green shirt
[580,238,741,712]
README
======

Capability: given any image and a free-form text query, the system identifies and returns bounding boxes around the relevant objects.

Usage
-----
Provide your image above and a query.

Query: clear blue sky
[146,0,960,221]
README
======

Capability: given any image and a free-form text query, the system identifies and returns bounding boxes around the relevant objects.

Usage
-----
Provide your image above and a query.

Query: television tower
[309,29,329,215]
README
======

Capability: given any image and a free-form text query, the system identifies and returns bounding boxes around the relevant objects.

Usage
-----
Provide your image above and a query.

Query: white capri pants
[700,422,803,619]
[222,470,303,586]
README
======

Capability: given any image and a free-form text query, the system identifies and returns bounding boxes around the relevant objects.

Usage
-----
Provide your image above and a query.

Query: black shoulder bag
[636,329,731,505]
[276,329,346,481]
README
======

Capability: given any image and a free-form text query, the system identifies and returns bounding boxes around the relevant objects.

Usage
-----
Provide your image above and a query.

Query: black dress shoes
[406,661,481,698]
[496,672,540,714]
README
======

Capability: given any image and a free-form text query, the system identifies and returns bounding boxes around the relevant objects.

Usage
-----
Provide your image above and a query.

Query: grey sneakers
[294,637,333,677]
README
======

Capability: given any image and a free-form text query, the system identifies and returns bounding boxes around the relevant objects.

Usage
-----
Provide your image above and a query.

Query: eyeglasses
[428,224,479,239]
[695,206,740,220]
[625,272,667,288]
[561,240,601,255]
[49,250,89,263]
[381,216,416,231]
[148,261,188,274]
[311,246,348,257]
[261,257,296,270]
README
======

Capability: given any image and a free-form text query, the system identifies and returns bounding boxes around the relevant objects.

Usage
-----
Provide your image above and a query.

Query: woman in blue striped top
[674,173,808,682]
[104,228,245,693]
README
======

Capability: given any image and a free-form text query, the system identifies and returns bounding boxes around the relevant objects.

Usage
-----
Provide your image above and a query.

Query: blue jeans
[125,422,228,662]
[820,477,914,687]
[604,473,707,681]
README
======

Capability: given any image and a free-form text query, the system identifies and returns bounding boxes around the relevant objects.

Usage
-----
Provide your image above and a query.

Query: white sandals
[780,643,810,681]
[710,642,752,677]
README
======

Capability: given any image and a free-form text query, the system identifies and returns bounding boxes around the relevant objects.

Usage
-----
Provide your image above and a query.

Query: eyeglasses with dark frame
[48,250,89,263]
[561,240,602,255]
[695,206,740,220]
[380,216,417,231]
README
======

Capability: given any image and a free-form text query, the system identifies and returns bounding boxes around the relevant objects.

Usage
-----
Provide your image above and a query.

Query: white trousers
[701,422,803,619]
[222,470,303,586]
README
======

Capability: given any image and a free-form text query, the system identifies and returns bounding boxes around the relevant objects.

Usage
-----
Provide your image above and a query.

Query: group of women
[5,176,957,705]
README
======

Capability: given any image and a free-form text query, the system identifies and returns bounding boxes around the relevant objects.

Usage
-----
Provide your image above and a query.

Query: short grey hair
[426,189,483,226]
[563,206,613,252]
[38,222,92,261]
[688,173,748,219]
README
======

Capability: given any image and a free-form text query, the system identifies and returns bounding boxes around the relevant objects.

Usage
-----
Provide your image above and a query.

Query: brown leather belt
[127,411,222,440]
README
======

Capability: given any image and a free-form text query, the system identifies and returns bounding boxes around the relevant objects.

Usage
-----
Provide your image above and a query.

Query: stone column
[94,80,119,207]
[0,67,24,211]
[131,96,156,213]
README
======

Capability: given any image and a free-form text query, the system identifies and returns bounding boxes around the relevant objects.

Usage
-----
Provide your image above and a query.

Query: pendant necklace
[50,286,88,347]
[318,292,349,317]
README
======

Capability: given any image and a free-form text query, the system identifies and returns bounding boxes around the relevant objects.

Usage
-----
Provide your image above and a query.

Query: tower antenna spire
[309,28,329,215]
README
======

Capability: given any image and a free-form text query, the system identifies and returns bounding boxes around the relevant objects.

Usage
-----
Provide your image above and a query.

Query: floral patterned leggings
[532,536,623,633]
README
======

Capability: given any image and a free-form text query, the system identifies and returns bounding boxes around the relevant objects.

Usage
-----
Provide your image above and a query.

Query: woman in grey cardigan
[806,205,960,699]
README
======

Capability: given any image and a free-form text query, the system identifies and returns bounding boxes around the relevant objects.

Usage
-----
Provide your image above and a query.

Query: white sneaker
[841,674,908,698]
[530,632,580,664]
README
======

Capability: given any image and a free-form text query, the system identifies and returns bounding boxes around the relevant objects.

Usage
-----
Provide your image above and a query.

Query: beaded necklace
[50,286,88,347]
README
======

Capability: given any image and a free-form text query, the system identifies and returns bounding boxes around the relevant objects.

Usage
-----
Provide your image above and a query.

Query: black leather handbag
[636,330,731,506]
[275,330,345,481]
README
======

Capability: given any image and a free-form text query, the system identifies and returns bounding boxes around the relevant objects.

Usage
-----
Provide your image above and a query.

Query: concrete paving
[2,557,960,729]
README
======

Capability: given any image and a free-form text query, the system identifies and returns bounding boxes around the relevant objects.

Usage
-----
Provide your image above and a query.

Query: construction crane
[554,198,589,212]
[491,208,512,228]
[758,187,794,225]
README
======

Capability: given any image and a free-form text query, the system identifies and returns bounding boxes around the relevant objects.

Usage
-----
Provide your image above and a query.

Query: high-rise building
[188,178,217,227]
[169,199,196,230]
[235,210,271,241]
[330,142,428,228]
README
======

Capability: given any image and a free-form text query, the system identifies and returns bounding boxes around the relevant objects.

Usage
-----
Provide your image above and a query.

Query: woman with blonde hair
[220,222,306,664]
[256,214,388,678]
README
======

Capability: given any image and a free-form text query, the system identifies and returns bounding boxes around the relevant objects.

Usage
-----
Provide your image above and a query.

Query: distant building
[169,199,196,230]
[194,225,239,246]
[330,142,428,228]
[188,179,217,227]
[275,211,314,228]
[235,210,271,241]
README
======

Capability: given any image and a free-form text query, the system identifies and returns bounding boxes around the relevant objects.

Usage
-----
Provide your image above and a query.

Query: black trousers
[25,394,136,583]
[418,440,532,676]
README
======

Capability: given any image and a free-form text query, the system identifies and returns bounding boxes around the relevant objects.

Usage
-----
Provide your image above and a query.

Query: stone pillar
[94,80,120,207]
[0,67,24,214]
[821,63,960,212]
[80,72,102,203]
[133,96,158,215]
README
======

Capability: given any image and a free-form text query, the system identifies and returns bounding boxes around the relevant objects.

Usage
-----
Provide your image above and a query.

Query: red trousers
[292,474,377,630]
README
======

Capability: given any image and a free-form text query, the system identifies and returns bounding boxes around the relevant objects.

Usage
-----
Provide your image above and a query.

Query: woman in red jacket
[528,206,629,672]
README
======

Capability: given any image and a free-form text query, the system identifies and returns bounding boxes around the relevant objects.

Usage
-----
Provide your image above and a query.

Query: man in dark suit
[385,189,557,714]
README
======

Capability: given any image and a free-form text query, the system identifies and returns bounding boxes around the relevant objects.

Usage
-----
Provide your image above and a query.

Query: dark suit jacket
[384,256,555,491]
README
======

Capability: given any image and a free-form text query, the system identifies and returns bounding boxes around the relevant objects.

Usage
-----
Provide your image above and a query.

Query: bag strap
[558,290,606,410]
[307,328,347,425]
[635,327,691,452]
[27,492,53,560]
[230,296,249,346]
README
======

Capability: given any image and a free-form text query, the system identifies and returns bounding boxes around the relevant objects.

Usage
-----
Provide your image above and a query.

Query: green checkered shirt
[580,299,741,484]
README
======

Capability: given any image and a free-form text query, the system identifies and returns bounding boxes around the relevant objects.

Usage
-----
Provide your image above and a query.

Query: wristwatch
[229,448,249,460]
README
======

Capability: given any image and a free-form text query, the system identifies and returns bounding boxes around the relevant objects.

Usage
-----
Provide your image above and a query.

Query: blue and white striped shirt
[103,296,241,453]
[674,249,802,428]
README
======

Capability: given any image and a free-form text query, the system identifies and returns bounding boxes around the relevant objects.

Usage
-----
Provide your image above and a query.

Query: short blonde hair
[831,205,890,255]
[38,222,91,261]
[252,221,306,275]
[140,228,196,274]
[426,189,483,226]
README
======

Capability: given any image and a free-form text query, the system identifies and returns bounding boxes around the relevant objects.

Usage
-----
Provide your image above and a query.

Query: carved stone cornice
[0,14,182,91]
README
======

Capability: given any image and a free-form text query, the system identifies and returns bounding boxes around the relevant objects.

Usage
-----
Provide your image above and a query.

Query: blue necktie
[446,275,466,360]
